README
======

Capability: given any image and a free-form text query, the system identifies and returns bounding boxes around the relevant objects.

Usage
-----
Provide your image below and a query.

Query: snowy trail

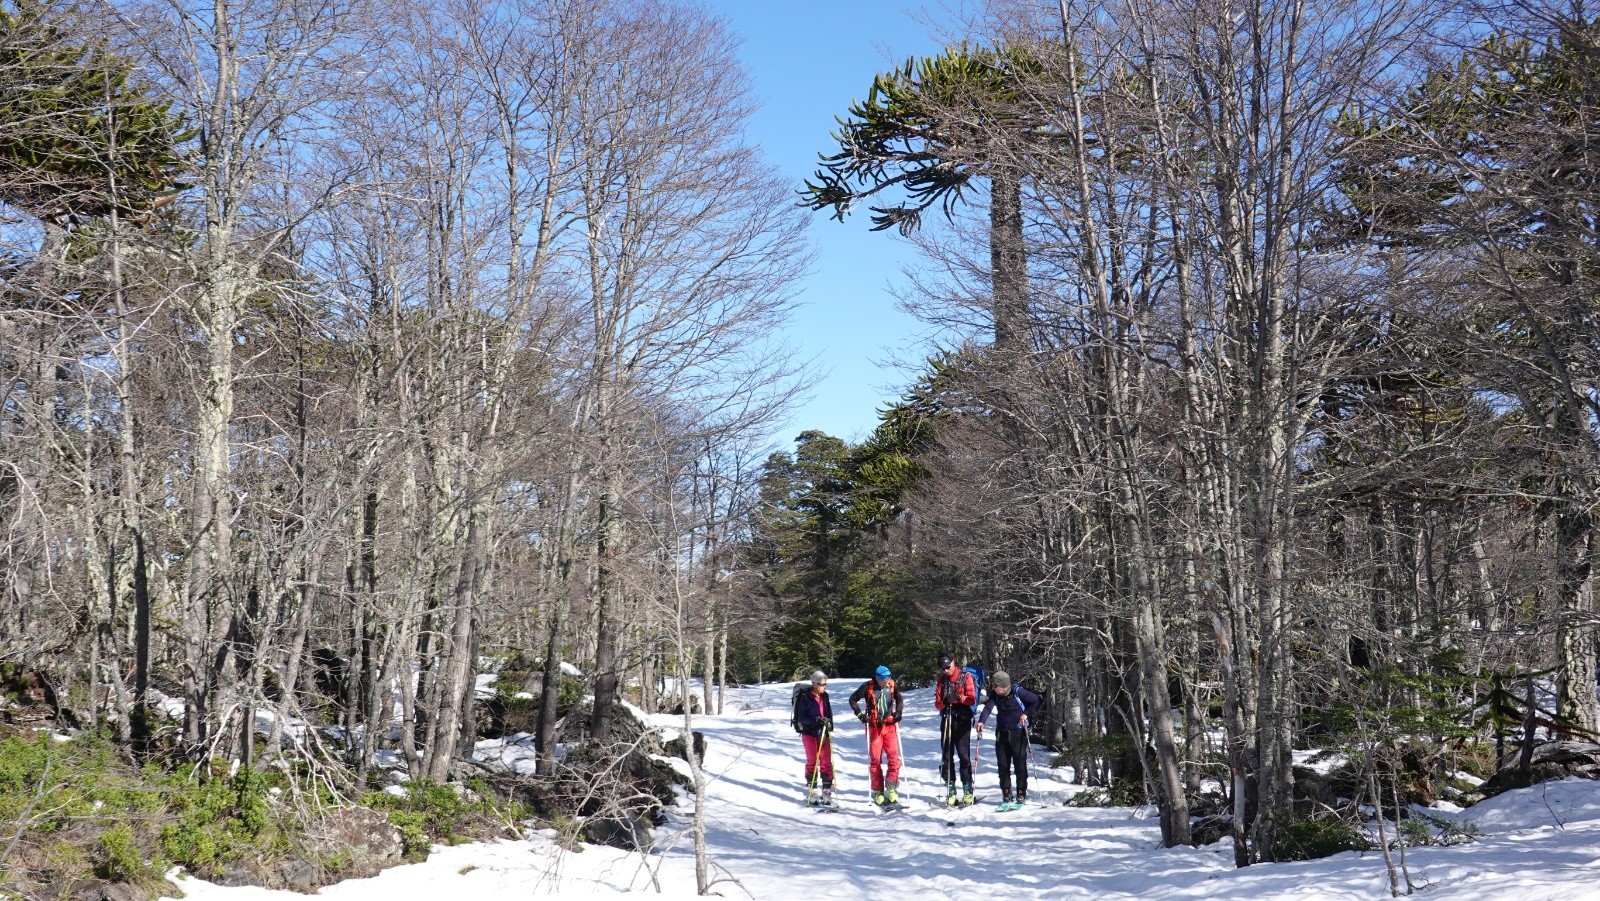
[166,682,1600,900]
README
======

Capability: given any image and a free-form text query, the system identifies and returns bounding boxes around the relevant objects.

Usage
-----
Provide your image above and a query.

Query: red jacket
[934,669,976,718]
[849,678,904,726]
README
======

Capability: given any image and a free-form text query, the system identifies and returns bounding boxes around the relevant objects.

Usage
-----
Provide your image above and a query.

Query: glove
[856,712,868,723]
[941,682,958,705]
[824,717,834,731]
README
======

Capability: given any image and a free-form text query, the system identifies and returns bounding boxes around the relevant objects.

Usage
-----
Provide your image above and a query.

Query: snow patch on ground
[474,733,540,775]
[161,681,1600,900]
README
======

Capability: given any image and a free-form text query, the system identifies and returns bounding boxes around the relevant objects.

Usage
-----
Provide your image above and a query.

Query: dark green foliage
[0,0,190,223]
[1064,778,1143,808]
[745,359,977,682]
[1271,813,1371,861]
[0,733,287,888]
[802,44,1041,234]
[94,825,142,882]
[0,0,190,225]
[158,763,283,870]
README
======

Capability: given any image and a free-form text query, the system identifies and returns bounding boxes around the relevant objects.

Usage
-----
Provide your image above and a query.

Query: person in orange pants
[849,665,904,807]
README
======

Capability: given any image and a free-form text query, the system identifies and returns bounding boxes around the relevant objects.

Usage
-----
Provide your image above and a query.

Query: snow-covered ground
[162,682,1600,900]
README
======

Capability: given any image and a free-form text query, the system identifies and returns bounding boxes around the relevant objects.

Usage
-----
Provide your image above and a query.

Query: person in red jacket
[934,653,978,806]
[849,665,904,807]
[794,670,836,806]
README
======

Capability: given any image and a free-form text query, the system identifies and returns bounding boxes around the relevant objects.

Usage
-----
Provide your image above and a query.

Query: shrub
[95,825,145,882]
[157,765,284,872]
[1107,777,1146,806]
[363,779,523,861]
[1272,813,1371,861]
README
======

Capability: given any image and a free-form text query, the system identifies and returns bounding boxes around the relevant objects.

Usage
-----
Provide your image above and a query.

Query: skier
[975,671,1041,810]
[848,665,904,807]
[933,653,978,806]
[794,670,836,807]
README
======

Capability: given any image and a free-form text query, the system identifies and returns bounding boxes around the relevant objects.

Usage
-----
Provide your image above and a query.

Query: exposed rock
[313,806,404,872]
[101,884,149,901]
[663,730,707,764]
[216,867,262,888]
[559,699,664,757]
[1482,740,1600,798]
[582,810,655,851]
[65,879,107,901]
[277,859,318,892]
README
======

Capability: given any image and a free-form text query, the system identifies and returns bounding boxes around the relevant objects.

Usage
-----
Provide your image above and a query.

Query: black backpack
[790,682,809,733]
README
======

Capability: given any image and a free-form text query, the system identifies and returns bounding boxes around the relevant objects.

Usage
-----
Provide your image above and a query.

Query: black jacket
[978,684,1041,733]
[848,678,904,726]
[795,689,834,737]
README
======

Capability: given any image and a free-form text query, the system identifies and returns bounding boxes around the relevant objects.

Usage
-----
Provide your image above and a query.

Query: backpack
[962,665,986,717]
[790,683,809,734]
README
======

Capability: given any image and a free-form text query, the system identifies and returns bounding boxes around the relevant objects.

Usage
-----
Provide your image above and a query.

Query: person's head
[875,665,892,683]
[809,670,828,691]
[990,671,1012,695]
[938,654,957,677]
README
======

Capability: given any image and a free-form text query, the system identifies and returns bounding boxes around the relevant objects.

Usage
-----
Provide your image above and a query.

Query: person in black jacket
[975,671,1041,809]
[848,665,904,806]
[934,653,978,806]
[794,670,836,805]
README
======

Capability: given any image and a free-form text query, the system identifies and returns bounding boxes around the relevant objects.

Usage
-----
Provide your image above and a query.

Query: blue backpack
[962,665,985,717]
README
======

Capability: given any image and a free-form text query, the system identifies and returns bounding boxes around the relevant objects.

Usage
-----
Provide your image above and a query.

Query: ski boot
[873,790,887,807]
[945,782,959,807]
[961,784,975,807]
[999,791,1015,812]
[1015,790,1026,808]
[885,784,899,805]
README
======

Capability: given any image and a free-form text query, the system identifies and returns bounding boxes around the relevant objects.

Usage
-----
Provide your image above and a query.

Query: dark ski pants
[995,726,1029,798]
[939,714,973,785]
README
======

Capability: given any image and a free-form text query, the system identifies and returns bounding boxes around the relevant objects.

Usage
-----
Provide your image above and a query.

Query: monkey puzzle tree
[0,0,188,225]
[803,45,1043,353]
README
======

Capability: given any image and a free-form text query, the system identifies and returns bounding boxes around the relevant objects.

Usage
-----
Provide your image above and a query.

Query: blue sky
[701,1,957,447]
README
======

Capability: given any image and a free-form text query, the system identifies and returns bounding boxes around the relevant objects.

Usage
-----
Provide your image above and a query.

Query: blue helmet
[875,665,892,680]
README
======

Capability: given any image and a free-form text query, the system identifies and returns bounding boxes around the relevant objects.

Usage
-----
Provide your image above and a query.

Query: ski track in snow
[162,683,1600,900]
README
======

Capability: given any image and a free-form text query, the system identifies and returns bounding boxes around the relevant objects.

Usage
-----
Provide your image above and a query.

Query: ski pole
[808,733,821,803]
[940,714,951,784]
[824,723,835,782]
[824,722,839,796]
[865,721,873,792]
